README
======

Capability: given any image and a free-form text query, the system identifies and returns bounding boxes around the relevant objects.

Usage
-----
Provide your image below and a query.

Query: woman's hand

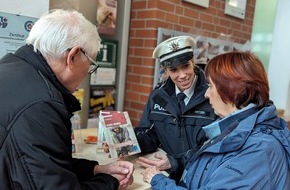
[141,167,161,184]
[136,153,171,171]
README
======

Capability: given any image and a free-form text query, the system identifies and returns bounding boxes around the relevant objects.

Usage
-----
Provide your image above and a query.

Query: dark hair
[204,51,269,108]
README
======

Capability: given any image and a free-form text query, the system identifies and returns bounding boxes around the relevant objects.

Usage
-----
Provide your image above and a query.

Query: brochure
[98,110,141,158]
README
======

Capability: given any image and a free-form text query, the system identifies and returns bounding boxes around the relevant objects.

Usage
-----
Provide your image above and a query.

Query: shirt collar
[175,75,198,100]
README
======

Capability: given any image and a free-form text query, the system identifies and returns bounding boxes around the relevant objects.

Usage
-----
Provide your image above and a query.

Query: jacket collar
[14,45,81,114]
[204,105,260,153]
[205,104,289,154]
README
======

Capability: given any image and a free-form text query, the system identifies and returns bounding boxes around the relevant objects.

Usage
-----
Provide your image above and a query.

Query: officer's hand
[136,153,171,171]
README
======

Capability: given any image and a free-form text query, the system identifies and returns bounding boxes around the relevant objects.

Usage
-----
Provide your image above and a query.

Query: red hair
[204,51,269,108]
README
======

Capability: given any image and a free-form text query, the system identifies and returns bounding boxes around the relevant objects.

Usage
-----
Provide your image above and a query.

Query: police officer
[135,36,218,181]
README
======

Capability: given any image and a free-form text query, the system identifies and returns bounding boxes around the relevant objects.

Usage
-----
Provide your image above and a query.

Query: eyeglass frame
[79,49,99,74]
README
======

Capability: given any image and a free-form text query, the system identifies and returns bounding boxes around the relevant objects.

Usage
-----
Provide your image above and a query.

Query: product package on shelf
[71,112,83,155]
[71,89,84,154]
[98,110,141,159]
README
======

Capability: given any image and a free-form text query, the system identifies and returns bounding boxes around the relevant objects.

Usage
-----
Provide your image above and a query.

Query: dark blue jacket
[135,67,218,179]
[0,45,118,190]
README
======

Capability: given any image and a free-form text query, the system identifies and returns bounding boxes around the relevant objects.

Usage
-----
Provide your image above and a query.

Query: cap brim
[161,51,193,68]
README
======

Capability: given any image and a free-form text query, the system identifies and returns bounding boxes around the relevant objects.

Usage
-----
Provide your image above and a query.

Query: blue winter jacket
[150,104,290,189]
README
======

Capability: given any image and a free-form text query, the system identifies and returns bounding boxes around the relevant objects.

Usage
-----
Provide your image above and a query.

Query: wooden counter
[73,128,167,190]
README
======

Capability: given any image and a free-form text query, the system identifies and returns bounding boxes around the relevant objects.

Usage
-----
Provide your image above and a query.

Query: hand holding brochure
[98,110,141,158]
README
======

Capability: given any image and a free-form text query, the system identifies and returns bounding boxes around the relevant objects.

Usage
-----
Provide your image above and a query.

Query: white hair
[26,9,101,60]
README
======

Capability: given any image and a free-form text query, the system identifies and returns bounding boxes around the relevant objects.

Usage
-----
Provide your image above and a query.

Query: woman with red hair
[142,51,290,190]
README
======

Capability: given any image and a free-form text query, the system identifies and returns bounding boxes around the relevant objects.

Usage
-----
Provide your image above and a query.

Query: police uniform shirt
[175,75,198,106]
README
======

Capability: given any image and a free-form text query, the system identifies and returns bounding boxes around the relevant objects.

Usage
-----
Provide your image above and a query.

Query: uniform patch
[154,103,165,111]
[194,110,208,116]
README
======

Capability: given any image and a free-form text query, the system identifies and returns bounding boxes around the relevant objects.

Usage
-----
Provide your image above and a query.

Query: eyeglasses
[80,49,99,74]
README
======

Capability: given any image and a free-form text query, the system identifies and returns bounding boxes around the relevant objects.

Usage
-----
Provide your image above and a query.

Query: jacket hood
[206,105,290,160]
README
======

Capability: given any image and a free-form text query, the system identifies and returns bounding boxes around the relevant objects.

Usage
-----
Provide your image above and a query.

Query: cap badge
[169,40,180,52]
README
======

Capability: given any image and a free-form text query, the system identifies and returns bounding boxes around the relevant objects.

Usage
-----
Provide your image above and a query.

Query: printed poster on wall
[89,86,116,118]
[0,11,37,58]
[96,38,118,67]
[96,0,117,35]
[90,67,116,85]
[90,38,118,85]
[73,88,84,119]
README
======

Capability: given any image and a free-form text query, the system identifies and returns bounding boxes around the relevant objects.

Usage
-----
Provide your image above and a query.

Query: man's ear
[67,47,81,70]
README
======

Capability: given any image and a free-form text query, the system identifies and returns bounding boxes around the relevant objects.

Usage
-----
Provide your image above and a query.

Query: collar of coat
[205,104,289,154]
[14,45,81,115]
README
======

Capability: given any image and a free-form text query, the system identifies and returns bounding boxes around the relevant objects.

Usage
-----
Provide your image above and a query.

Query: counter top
[73,128,167,190]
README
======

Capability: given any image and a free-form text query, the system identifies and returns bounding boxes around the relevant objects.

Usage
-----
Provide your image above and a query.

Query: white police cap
[153,36,195,67]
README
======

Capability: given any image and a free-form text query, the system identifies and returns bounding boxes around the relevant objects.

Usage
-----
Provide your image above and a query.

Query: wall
[0,0,48,18]
[251,0,290,113]
[251,0,277,71]
[251,0,290,114]
[125,0,256,126]
[268,0,290,114]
